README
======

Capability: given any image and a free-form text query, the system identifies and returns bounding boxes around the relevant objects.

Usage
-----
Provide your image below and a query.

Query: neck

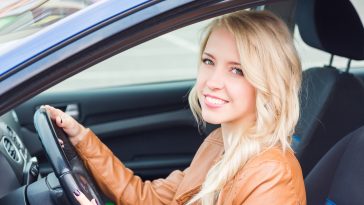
[221,123,242,151]
[221,116,255,151]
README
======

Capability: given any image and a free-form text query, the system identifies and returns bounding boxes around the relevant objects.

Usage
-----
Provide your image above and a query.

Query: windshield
[0,0,101,45]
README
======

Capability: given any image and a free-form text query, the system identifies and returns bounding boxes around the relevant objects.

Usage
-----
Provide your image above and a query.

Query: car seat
[305,125,364,204]
[293,0,364,176]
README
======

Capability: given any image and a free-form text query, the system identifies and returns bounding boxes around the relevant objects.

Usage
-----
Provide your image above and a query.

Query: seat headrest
[296,0,364,60]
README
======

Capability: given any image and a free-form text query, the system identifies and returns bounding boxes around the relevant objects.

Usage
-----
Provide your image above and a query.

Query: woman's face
[196,27,256,128]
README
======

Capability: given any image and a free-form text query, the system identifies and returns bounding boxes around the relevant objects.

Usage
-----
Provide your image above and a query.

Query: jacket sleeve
[232,161,302,205]
[75,129,187,205]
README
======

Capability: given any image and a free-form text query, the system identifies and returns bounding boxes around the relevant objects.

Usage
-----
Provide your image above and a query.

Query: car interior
[293,0,364,177]
[294,0,364,204]
[0,0,363,204]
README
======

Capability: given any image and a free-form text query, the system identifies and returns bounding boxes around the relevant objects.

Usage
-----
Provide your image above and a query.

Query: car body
[0,0,363,204]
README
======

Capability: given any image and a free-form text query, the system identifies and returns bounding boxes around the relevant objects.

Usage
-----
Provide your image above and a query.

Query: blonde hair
[187,10,301,204]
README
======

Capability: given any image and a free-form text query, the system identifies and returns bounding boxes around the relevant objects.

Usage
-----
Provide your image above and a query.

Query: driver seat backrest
[305,126,364,204]
[293,0,364,177]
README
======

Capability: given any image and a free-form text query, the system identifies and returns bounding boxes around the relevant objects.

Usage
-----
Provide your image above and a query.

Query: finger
[44,105,70,129]
[51,109,73,128]
[55,115,67,128]
[58,114,75,130]
[91,198,98,205]
[45,105,82,138]
[60,115,83,138]
[73,189,93,205]
[58,138,64,148]
[43,105,66,128]
[44,105,60,120]
[56,115,62,127]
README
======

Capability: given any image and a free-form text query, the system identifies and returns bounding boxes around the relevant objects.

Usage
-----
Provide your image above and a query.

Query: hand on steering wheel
[35,105,103,205]
[44,105,88,146]
[74,189,99,205]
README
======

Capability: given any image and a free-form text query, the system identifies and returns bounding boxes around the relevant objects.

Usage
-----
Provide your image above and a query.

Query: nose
[206,67,224,90]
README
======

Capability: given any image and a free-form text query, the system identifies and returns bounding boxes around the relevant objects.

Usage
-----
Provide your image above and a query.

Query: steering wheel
[34,107,104,205]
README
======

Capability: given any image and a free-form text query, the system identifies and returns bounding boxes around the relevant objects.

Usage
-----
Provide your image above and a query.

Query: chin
[201,112,223,125]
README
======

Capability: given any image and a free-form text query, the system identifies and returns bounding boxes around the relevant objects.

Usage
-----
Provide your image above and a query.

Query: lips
[203,94,228,108]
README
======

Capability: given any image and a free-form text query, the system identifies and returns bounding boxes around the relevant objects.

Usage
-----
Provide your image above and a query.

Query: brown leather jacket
[75,128,306,205]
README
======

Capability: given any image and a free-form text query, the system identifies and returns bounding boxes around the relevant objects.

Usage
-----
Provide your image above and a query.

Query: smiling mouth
[204,95,228,107]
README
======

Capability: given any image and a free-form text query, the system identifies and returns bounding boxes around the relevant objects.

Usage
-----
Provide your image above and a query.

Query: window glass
[0,0,100,44]
[47,19,212,92]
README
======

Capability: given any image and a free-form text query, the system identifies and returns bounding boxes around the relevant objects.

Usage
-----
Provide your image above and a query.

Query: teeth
[206,96,226,105]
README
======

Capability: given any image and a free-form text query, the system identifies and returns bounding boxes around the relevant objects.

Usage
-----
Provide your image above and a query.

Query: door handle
[65,104,79,120]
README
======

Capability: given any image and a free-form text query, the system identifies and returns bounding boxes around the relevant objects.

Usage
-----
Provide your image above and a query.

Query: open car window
[46,19,212,92]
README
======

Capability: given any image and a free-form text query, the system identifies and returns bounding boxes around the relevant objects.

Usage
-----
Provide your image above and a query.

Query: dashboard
[0,111,39,199]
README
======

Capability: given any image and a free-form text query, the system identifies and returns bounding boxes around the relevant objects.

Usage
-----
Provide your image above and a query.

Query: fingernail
[73,189,80,196]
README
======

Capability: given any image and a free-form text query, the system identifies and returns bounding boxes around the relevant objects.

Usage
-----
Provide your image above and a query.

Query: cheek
[229,80,256,106]
[195,67,208,92]
[244,86,257,110]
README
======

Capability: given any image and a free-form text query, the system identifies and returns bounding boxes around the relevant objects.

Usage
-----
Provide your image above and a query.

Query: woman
[46,10,306,205]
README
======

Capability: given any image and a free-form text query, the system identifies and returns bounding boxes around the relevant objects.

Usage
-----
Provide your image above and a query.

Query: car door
[15,80,207,180]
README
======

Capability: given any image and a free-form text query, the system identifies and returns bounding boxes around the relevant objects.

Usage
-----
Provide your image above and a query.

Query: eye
[231,67,244,76]
[202,58,214,66]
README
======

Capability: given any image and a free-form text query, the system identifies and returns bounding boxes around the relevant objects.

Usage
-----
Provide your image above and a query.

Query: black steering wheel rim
[34,107,104,205]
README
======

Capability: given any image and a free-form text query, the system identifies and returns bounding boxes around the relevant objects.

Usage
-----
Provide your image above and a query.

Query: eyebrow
[203,52,241,66]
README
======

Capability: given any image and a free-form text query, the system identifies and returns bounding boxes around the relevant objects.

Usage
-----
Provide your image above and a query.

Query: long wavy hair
[187,10,301,205]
